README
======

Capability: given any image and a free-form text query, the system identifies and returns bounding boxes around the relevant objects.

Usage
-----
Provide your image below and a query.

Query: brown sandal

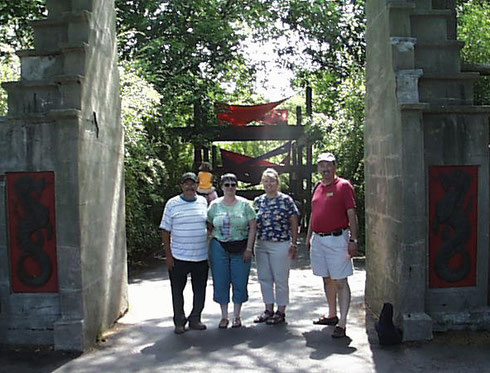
[313,315,339,325]
[218,318,229,329]
[254,309,274,323]
[266,311,286,325]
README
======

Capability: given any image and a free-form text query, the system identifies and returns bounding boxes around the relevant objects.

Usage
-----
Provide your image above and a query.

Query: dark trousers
[169,258,209,326]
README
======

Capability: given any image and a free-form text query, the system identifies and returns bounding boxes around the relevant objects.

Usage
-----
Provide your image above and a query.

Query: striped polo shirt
[159,194,208,261]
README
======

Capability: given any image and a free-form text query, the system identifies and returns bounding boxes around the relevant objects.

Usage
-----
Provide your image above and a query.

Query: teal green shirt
[208,197,256,241]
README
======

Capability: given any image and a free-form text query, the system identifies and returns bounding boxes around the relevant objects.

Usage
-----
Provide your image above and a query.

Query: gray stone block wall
[0,0,127,351]
[0,115,82,346]
[366,0,490,341]
[365,0,408,322]
[366,0,432,340]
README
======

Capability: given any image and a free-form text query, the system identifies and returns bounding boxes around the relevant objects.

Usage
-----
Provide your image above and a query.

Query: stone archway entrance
[0,0,489,351]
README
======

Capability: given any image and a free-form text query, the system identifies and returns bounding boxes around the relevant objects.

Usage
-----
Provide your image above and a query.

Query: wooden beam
[170,125,306,141]
[214,164,316,175]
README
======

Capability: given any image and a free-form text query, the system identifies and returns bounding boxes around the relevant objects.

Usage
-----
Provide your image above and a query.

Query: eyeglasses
[223,183,236,187]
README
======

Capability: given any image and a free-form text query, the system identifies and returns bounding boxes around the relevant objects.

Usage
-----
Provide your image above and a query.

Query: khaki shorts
[310,231,353,279]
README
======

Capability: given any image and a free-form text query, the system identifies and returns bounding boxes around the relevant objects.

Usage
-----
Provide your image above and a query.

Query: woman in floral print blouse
[253,168,299,325]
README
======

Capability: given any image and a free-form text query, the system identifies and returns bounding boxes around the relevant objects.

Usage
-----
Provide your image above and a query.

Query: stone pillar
[0,0,127,351]
[366,0,490,341]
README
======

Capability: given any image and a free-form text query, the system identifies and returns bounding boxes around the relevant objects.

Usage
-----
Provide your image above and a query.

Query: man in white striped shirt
[160,172,209,334]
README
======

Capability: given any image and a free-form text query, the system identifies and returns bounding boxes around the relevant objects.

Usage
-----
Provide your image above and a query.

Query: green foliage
[114,1,276,264]
[1,0,369,260]
[115,0,368,255]
[120,61,166,264]
[0,0,45,55]
[0,50,19,116]
[306,66,365,249]
[457,1,490,104]
[273,2,366,250]
[280,0,365,77]
[120,60,198,265]
[115,0,277,131]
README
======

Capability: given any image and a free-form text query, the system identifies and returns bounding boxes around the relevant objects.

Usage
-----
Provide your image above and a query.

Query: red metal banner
[6,171,59,293]
[429,166,478,288]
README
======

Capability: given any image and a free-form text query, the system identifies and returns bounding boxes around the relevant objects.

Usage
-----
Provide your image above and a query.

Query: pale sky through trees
[242,36,297,102]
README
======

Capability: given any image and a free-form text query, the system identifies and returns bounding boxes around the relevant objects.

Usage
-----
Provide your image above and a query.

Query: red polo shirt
[311,177,356,233]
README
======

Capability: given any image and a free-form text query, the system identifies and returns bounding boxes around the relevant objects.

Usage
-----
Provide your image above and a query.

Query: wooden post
[193,100,202,127]
[203,146,210,162]
[296,106,304,168]
[296,105,303,127]
[212,145,217,172]
[305,86,313,228]
[194,145,202,172]
[296,106,304,201]
[306,85,312,116]
[291,141,297,197]
[193,100,202,171]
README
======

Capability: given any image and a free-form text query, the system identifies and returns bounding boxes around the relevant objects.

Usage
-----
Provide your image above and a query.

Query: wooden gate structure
[171,87,316,223]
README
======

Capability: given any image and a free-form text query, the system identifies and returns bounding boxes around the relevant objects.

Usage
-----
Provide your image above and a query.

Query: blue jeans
[209,238,251,304]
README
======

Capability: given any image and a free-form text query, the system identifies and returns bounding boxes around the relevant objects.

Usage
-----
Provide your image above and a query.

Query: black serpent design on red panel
[432,169,472,283]
[14,176,53,287]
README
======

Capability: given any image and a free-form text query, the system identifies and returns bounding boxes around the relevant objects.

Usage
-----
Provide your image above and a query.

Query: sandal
[254,309,274,323]
[218,318,229,329]
[232,317,242,328]
[266,311,286,325]
[313,315,339,325]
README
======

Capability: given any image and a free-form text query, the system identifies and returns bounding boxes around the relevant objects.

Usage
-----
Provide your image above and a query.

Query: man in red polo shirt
[306,152,359,338]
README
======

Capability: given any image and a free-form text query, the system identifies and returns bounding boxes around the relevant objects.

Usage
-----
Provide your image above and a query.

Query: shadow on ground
[2,237,490,373]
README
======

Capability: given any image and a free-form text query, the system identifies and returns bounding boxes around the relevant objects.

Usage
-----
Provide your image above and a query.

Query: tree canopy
[2,0,488,263]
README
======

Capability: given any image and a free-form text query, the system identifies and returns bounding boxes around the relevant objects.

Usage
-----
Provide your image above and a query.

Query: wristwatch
[349,238,358,243]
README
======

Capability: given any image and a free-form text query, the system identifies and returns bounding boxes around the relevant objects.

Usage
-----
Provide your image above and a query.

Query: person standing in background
[197,162,218,204]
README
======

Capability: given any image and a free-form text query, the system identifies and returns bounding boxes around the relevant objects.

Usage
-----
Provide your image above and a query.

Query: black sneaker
[174,325,185,334]
[188,321,207,330]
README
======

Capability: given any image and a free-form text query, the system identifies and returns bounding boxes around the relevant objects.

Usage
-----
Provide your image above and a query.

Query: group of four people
[159,152,358,339]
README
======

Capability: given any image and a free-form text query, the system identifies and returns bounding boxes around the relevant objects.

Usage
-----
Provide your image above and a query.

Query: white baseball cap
[317,152,336,163]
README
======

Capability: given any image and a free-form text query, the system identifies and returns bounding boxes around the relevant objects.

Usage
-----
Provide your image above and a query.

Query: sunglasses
[223,183,236,187]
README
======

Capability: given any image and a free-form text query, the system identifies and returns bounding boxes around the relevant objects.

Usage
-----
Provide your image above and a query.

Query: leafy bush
[120,62,168,265]
[458,1,490,104]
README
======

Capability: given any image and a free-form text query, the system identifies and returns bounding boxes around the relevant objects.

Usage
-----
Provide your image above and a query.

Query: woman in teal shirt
[208,173,256,328]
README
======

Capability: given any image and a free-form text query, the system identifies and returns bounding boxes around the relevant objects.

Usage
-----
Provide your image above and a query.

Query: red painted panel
[429,166,478,288]
[6,172,58,293]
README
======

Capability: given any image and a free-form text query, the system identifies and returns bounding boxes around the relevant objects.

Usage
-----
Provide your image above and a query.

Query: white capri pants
[255,239,291,306]
[310,231,353,279]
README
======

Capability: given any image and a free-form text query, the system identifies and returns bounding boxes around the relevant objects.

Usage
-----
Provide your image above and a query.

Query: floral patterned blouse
[253,192,299,242]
